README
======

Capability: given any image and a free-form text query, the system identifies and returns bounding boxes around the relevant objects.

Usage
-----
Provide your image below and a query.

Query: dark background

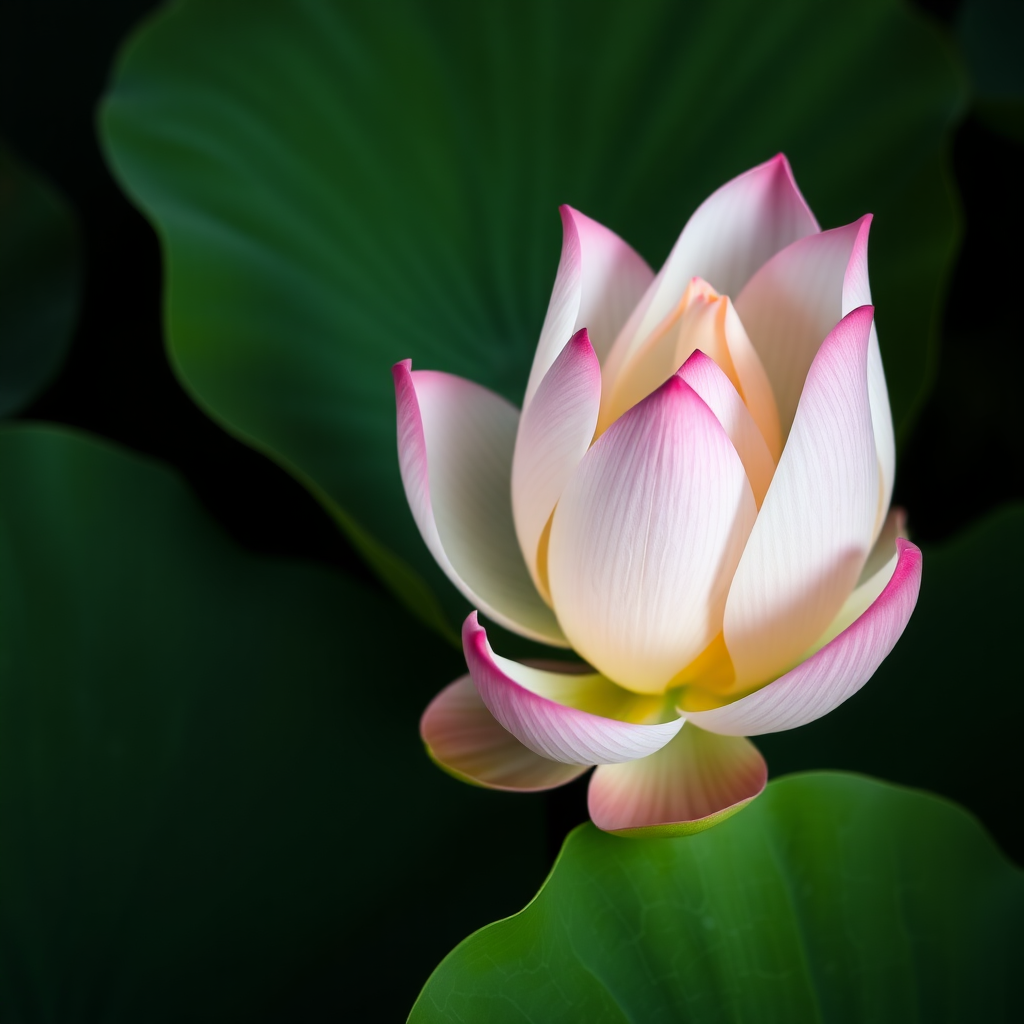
[0,0,1021,862]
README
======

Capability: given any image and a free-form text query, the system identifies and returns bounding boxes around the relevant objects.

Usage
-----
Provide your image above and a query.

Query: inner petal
[599,277,726,433]
[547,374,757,695]
[597,277,782,461]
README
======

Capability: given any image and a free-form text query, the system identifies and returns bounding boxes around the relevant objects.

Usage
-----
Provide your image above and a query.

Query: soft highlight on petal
[548,375,757,694]
[677,350,776,507]
[511,329,601,601]
[587,725,767,836]
[691,538,922,736]
[602,154,819,392]
[601,281,782,460]
[464,613,683,765]
[599,277,725,433]
[393,360,566,645]
[802,507,906,658]
[421,676,588,791]
[523,206,652,412]
[723,306,880,688]
[736,214,894,532]
[843,220,896,533]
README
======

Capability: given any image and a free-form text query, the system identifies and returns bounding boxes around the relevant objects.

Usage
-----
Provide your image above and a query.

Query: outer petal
[690,538,922,736]
[857,506,906,586]
[464,613,683,766]
[511,329,601,600]
[523,206,652,411]
[394,360,566,645]
[587,725,767,836]
[677,350,776,507]
[548,375,757,694]
[734,215,894,521]
[421,676,588,791]
[723,306,880,689]
[803,507,907,657]
[845,222,896,531]
[601,154,819,392]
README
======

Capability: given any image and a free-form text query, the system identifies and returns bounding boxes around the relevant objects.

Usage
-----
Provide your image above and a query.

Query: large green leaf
[99,0,966,637]
[411,772,1023,1023]
[0,146,80,416]
[756,503,1024,863]
[0,424,547,1023]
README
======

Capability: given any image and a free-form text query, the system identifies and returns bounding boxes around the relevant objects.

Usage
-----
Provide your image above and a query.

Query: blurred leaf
[0,423,547,1023]
[99,0,967,637]
[0,146,80,416]
[411,772,1023,1024]
[757,503,1024,864]
[958,0,1024,144]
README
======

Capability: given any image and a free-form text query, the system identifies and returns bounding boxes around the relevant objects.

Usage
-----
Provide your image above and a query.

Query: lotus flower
[394,155,922,836]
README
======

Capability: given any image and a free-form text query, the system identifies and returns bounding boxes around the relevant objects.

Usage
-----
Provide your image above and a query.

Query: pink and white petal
[723,306,880,689]
[691,538,921,736]
[464,613,683,765]
[599,278,725,433]
[843,224,896,532]
[866,329,895,536]
[548,375,757,694]
[677,350,776,507]
[394,361,566,645]
[858,507,906,585]
[587,725,767,836]
[602,285,782,462]
[720,299,784,461]
[602,154,819,390]
[802,507,907,658]
[734,216,883,441]
[523,206,653,411]
[511,329,601,599]
[421,676,589,791]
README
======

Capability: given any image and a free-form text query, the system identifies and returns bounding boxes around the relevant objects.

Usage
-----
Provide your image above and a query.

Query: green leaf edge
[95,0,973,644]
[408,769,1022,1024]
[0,145,82,417]
[154,320,461,647]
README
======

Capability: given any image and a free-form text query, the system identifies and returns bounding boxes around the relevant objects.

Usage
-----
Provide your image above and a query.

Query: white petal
[844,225,896,534]
[548,374,757,694]
[802,507,906,658]
[394,361,566,645]
[421,675,588,791]
[464,613,682,765]
[599,277,722,432]
[524,206,652,411]
[734,217,869,434]
[677,350,776,507]
[601,154,819,395]
[691,539,921,735]
[511,329,601,600]
[587,725,766,835]
[723,306,880,688]
[600,281,782,461]
[733,213,894,524]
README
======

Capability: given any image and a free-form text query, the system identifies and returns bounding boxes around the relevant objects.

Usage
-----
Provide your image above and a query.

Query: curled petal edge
[588,725,767,837]
[524,206,653,410]
[511,328,602,601]
[393,359,567,646]
[421,676,588,792]
[689,538,922,736]
[463,612,684,766]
